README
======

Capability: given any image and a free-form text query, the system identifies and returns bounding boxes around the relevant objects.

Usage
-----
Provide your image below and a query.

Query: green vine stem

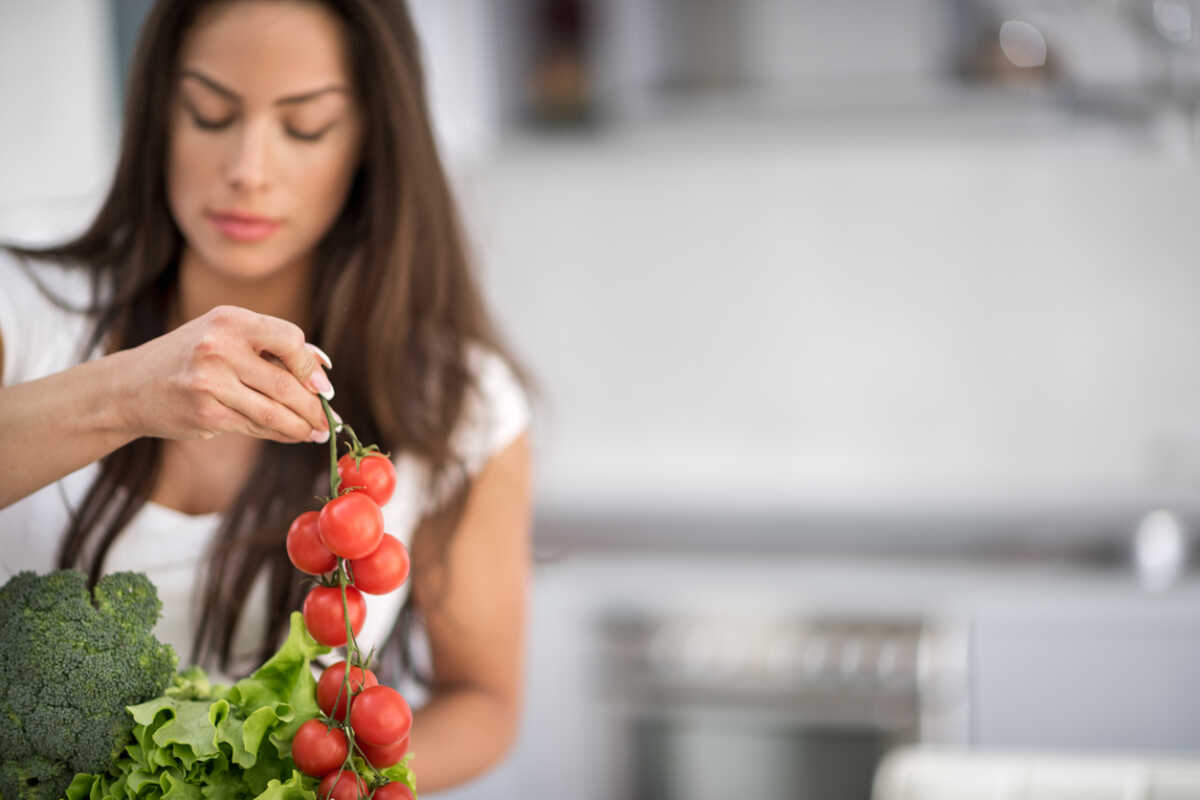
[340,424,385,470]
[320,396,342,499]
[337,560,364,771]
[318,395,383,788]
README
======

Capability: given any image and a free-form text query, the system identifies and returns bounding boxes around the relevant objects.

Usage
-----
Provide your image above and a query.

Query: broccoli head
[0,570,177,800]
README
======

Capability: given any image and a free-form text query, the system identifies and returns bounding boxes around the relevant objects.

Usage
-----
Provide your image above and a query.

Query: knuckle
[272,369,294,400]
[193,333,221,359]
[186,369,216,397]
[283,321,306,350]
[258,407,278,432]
[207,305,237,327]
[243,420,269,439]
[193,397,223,429]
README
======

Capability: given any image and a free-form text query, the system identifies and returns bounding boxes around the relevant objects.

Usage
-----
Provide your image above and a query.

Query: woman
[0,0,532,792]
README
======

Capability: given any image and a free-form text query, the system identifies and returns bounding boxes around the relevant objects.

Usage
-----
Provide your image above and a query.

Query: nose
[226,117,271,193]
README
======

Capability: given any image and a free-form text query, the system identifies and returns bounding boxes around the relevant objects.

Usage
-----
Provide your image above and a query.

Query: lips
[207,210,282,242]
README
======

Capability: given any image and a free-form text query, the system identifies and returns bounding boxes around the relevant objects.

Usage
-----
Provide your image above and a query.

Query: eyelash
[189,113,329,142]
[191,114,232,131]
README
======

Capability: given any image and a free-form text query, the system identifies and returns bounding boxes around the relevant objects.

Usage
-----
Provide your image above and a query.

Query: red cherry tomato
[290,718,348,777]
[338,452,397,506]
[318,770,367,800]
[350,685,413,746]
[286,511,336,574]
[319,492,384,559]
[317,660,379,719]
[302,585,366,647]
[349,533,410,595]
[371,782,415,800]
[360,734,410,769]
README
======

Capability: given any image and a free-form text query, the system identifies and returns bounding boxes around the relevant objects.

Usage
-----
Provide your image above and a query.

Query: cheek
[166,125,216,226]
[290,144,360,233]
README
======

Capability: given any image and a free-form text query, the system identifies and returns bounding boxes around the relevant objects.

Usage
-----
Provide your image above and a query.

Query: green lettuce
[63,612,417,800]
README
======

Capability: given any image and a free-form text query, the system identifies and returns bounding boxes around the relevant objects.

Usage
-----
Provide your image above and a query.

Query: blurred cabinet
[973,608,1200,751]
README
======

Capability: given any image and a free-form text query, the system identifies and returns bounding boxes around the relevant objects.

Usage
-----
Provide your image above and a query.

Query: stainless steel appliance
[594,612,968,800]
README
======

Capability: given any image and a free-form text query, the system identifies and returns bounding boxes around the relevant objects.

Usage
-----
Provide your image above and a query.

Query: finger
[212,377,328,444]
[240,311,334,400]
[200,400,306,444]
[234,349,330,435]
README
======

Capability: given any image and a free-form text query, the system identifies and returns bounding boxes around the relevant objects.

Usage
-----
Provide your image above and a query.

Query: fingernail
[331,408,343,424]
[310,370,335,400]
[309,428,331,443]
[306,343,333,369]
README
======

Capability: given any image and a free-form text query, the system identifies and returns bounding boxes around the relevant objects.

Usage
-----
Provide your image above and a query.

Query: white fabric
[0,248,530,687]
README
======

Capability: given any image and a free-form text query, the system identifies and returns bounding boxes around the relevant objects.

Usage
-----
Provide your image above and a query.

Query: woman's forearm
[0,349,140,509]
[405,685,519,793]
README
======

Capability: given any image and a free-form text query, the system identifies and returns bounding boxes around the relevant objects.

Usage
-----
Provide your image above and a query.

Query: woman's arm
[0,339,143,508]
[0,306,333,510]
[406,431,532,792]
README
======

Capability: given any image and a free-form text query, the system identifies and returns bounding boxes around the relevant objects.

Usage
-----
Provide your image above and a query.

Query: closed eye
[186,106,232,131]
[287,122,338,142]
[189,112,234,131]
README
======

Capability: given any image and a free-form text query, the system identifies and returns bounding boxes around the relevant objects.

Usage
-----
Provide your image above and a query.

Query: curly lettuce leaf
[230,612,328,757]
[67,612,329,800]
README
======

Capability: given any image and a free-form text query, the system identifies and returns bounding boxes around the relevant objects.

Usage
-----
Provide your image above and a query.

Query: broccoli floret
[0,570,177,800]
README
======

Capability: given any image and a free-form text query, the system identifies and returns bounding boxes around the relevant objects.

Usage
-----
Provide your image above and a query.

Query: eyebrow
[181,68,349,105]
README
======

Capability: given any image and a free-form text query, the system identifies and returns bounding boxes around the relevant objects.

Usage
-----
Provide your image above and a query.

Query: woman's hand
[120,305,334,444]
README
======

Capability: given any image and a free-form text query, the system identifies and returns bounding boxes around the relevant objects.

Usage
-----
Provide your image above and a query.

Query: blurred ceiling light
[1153,0,1194,44]
[998,20,1048,68]
[1133,509,1189,592]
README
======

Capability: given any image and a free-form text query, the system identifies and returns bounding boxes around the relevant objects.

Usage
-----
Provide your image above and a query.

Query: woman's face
[167,0,363,282]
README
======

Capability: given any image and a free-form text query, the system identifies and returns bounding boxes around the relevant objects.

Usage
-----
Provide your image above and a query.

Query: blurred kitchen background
[6,0,1200,797]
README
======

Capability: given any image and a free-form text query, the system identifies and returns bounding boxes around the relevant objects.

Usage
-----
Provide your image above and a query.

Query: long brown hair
[6,0,528,683]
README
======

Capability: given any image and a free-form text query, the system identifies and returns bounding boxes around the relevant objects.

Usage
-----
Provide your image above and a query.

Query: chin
[198,240,301,283]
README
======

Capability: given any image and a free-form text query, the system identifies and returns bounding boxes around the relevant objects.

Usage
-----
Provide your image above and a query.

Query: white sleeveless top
[0,249,531,687]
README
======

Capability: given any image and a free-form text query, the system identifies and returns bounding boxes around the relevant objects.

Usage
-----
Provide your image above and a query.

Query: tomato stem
[338,422,388,468]
[336,556,371,772]
[316,400,405,789]
[342,422,365,452]
[320,396,342,499]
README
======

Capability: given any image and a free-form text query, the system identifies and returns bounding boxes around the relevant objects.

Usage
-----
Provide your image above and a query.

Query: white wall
[0,1,118,242]
[408,0,502,168]
[465,124,1200,513]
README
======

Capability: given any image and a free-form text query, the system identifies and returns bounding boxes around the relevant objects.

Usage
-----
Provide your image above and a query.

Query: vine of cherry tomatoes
[287,396,415,800]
